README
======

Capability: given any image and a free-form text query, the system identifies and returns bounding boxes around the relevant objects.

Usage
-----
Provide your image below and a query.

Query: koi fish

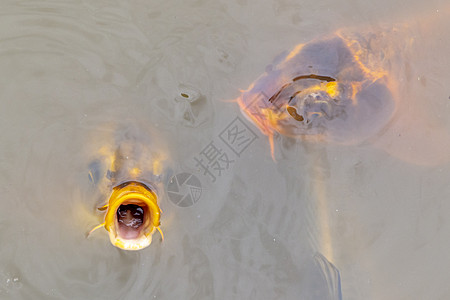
[236,32,396,159]
[236,8,450,166]
[88,125,169,250]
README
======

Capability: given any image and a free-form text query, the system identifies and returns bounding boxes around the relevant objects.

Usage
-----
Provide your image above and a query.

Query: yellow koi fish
[87,125,168,250]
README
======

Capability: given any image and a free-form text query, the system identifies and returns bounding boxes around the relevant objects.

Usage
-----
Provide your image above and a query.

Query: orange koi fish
[236,8,450,166]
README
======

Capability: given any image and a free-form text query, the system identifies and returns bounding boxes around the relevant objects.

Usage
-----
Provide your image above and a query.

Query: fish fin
[269,134,277,162]
[156,227,164,242]
[87,223,105,238]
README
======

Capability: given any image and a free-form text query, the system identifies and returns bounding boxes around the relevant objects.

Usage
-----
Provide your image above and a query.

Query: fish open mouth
[116,202,149,240]
[103,181,161,250]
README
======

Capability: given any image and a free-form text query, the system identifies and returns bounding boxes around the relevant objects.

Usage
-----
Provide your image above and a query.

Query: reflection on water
[0,0,449,299]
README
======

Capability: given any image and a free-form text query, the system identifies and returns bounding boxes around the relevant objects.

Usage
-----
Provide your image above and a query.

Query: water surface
[0,1,449,299]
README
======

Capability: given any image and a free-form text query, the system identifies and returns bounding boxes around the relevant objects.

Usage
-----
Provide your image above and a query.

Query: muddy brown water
[0,1,449,299]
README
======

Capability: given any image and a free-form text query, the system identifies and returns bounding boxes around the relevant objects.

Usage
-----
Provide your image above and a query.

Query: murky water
[1,1,450,299]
